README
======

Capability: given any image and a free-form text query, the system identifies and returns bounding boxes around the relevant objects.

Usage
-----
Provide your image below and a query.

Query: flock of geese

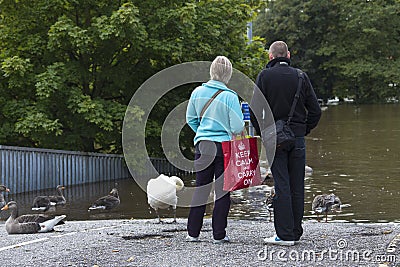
[0,185,121,234]
[0,167,350,234]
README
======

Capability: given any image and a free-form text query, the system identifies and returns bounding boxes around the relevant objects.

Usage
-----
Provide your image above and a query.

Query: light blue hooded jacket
[186,80,245,145]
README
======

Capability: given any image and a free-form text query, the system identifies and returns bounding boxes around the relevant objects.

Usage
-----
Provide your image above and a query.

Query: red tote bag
[222,136,262,191]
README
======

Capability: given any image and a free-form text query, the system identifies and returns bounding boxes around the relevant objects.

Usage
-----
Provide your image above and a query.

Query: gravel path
[0,218,398,267]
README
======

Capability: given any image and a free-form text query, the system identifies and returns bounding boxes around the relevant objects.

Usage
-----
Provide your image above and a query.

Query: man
[250,41,321,246]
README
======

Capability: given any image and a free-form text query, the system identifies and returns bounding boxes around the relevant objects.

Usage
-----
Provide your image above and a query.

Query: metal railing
[0,145,192,193]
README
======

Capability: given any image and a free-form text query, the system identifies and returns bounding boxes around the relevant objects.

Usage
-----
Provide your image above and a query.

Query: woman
[186,56,244,243]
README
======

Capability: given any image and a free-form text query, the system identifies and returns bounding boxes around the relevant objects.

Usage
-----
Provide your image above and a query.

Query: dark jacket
[250,57,321,137]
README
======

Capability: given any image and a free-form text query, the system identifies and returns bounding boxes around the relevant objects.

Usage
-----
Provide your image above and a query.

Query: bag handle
[199,89,224,121]
[287,69,304,124]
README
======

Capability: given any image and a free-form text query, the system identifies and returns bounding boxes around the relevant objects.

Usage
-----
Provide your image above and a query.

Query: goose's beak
[6,188,10,192]
[1,204,9,211]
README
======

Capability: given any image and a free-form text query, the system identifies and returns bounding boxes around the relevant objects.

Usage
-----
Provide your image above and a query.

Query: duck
[32,185,66,211]
[265,187,275,222]
[1,201,66,234]
[88,188,120,211]
[146,174,184,223]
[311,193,351,222]
[0,185,10,209]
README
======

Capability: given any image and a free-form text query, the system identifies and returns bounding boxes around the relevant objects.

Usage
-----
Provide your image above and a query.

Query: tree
[0,0,267,156]
[320,0,400,103]
[254,0,400,103]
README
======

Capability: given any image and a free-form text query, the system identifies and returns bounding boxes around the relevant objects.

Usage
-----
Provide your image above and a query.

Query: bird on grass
[88,188,120,211]
[0,185,10,209]
[311,193,351,222]
[32,185,66,211]
[147,174,184,223]
[1,201,66,234]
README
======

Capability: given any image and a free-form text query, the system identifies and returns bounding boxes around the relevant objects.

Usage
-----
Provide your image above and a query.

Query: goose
[32,185,66,211]
[88,188,120,211]
[1,201,66,234]
[48,185,67,205]
[147,174,184,223]
[265,187,275,222]
[311,193,351,222]
[0,185,10,209]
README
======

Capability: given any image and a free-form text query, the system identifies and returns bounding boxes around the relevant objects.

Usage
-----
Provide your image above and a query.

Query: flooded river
[2,104,399,223]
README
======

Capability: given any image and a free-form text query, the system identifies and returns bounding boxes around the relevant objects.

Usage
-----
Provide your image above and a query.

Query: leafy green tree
[0,0,267,157]
[319,0,400,103]
[254,0,400,103]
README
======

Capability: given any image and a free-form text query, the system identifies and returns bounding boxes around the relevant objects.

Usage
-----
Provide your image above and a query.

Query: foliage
[0,0,266,156]
[254,0,400,103]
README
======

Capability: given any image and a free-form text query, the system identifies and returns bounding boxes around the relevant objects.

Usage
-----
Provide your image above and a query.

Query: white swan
[146,174,184,223]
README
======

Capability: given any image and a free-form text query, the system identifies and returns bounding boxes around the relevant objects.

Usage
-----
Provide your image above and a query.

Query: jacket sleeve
[186,94,199,133]
[228,94,245,135]
[304,73,322,135]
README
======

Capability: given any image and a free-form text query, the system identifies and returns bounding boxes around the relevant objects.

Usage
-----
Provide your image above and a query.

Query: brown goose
[311,193,351,222]
[32,185,66,211]
[0,185,10,209]
[88,188,120,211]
[48,185,66,205]
[1,201,66,234]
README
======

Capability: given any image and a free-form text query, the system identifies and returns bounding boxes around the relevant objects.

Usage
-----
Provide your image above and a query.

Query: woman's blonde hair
[210,56,232,84]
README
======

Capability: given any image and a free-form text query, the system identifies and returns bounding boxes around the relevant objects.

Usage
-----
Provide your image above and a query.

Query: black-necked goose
[146,174,184,223]
[0,185,10,209]
[1,201,66,234]
[88,188,120,211]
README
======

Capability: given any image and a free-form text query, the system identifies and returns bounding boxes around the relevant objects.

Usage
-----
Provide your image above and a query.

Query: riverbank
[0,218,398,267]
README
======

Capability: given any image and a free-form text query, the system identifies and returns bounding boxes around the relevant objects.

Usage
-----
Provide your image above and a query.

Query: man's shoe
[185,235,199,242]
[263,235,295,246]
[213,236,230,244]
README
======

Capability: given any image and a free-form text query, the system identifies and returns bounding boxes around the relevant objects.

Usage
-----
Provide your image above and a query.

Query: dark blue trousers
[271,137,306,241]
[187,141,230,240]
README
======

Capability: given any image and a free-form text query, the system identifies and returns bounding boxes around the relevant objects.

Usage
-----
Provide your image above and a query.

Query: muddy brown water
[1,104,399,223]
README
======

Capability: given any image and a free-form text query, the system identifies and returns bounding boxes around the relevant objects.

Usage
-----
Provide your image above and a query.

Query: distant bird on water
[32,185,66,211]
[0,185,10,209]
[88,188,120,211]
[1,201,66,234]
[311,193,351,222]
[147,174,184,223]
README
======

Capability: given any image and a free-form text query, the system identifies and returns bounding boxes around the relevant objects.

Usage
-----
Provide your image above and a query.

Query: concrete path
[0,219,398,267]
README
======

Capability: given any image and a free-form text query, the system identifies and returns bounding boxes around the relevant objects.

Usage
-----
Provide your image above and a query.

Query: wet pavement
[0,218,398,267]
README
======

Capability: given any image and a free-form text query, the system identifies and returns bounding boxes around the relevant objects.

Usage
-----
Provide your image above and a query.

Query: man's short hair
[269,41,288,58]
[210,56,232,84]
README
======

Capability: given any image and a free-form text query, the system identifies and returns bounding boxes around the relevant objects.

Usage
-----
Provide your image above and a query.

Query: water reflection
[0,105,398,223]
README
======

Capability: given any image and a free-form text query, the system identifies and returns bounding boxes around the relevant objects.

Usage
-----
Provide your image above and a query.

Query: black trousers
[271,137,306,241]
[187,141,231,240]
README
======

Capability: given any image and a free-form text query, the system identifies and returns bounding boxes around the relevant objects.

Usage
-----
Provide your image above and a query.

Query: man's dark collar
[266,57,291,68]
